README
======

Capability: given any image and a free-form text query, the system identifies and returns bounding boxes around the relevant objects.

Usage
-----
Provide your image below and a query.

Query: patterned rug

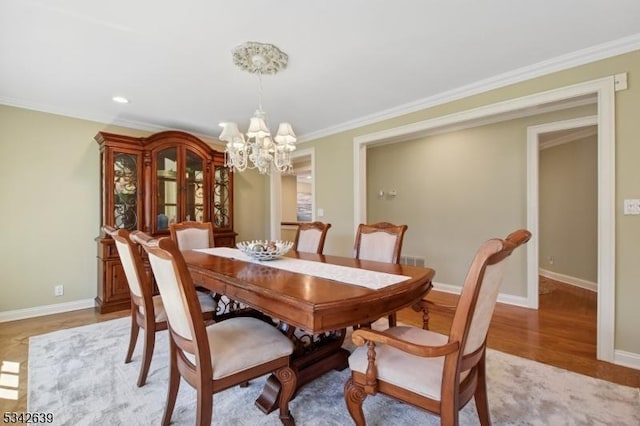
[28,317,640,425]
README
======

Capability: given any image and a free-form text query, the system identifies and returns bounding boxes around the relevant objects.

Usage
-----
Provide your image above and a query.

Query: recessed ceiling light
[112,96,129,104]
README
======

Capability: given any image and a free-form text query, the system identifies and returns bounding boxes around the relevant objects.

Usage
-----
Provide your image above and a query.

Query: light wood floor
[1,278,639,413]
[399,277,640,388]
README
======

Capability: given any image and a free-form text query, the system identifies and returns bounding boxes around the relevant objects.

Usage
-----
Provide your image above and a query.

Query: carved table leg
[255,327,349,414]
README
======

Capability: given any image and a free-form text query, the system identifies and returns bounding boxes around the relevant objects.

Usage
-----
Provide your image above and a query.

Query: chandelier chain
[257,71,264,113]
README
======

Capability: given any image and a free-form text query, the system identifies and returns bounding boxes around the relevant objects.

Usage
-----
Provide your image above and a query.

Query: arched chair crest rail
[344,229,531,426]
[169,221,215,252]
[293,221,332,254]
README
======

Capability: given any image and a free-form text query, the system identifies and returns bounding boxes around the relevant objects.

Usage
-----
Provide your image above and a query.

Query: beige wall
[366,105,595,296]
[301,50,640,354]
[281,175,298,222]
[231,168,270,241]
[0,107,145,311]
[280,174,299,241]
[0,106,266,312]
[539,135,598,282]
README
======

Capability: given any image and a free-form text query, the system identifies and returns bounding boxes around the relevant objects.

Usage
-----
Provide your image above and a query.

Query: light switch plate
[623,199,640,215]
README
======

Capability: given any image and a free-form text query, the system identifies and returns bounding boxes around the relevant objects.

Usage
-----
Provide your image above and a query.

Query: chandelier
[219,42,296,175]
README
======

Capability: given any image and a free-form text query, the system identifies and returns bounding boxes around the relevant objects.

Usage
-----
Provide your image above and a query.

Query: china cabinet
[95,130,235,313]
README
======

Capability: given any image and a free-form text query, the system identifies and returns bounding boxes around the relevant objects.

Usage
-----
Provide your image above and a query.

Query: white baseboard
[432,282,530,308]
[613,350,640,371]
[433,281,640,370]
[539,269,597,292]
[0,298,95,323]
[431,281,462,295]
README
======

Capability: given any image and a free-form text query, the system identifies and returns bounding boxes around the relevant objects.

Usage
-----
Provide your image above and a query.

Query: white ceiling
[1,1,639,142]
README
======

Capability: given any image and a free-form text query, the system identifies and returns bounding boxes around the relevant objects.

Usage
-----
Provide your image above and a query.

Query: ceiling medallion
[232,42,288,75]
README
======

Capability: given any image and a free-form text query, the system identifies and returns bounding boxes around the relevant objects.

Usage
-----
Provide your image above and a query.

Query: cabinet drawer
[106,260,131,301]
[105,242,120,258]
[214,236,236,248]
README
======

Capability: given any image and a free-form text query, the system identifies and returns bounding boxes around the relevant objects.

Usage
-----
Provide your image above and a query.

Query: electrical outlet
[54,285,64,297]
[548,256,555,265]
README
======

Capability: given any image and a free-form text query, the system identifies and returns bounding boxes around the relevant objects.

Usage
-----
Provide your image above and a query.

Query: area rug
[28,317,639,425]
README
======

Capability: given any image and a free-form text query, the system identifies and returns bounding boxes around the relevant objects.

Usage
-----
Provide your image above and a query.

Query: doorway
[354,77,616,362]
[527,117,598,310]
[279,148,315,240]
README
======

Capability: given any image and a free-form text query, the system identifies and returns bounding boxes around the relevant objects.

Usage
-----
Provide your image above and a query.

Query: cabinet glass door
[156,147,177,230]
[185,149,206,222]
[113,152,139,230]
[214,166,231,228]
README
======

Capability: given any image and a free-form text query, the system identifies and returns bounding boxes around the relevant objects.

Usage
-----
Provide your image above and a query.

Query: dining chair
[102,226,216,387]
[344,229,531,426]
[133,234,297,426]
[169,221,215,252]
[354,222,408,327]
[293,221,332,254]
[169,220,227,314]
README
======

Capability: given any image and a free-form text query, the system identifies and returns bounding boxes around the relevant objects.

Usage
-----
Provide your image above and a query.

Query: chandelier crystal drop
[219,42,296,175]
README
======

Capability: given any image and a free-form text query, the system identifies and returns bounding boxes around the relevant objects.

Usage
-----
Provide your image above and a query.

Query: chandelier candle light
[219,42,296,175]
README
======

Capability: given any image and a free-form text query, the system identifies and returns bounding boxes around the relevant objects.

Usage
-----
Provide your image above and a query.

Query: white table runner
[193,247,411,290]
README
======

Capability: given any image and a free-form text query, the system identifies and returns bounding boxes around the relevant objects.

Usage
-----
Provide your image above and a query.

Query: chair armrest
[352,328,459,358]
[410,298,457,330]
[413,299,456,312]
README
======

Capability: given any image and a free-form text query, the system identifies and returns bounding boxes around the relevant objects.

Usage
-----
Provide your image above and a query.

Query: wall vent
[400,255,425,268]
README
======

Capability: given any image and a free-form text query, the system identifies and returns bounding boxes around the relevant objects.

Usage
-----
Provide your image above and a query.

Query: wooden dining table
[183,248,435,413]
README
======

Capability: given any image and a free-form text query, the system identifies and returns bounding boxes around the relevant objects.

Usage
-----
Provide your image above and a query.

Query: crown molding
[298,33,640,143]
[369,96,596,148]
[2,34,639,144]
[0,95,168,131]
[0,95,227,145]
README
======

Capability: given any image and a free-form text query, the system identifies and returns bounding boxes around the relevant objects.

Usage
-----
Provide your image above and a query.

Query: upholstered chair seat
[139,292,216,323]
[138,295,167,323]
[186,317,295,380]
[348,326,469,400]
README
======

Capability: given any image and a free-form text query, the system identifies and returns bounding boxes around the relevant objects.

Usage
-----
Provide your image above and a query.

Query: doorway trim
[525,115,598,311]
[353,76,616,362]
